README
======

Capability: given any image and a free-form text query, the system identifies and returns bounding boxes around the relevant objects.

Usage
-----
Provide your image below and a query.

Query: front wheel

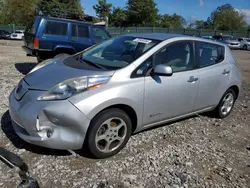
[86,108,132,159]
[213,89,236,118]
[243,45,248,50]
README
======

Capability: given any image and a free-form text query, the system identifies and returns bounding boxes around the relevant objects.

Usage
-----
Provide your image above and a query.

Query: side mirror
[152,64,173,76]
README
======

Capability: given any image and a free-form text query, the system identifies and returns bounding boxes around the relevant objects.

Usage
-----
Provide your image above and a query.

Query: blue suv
[23,16,111,62]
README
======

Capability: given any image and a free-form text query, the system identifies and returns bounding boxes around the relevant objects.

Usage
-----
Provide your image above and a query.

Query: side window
[131,60,152,78]
[78,25,89,38]
[197,42,225,68]
[44,21,68,36]
[153,41,194,73]
[71,24,77,37]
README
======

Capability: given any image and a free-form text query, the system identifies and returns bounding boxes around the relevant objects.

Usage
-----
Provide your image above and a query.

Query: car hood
[24,56,115,90]
[225,40,239,44]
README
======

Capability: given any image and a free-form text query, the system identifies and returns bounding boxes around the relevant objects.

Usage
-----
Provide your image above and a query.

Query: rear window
[197,42,225,68]
[91,27,110,41]
[44,21,68,36]
[2,30,9,34]
[15,31,23,34]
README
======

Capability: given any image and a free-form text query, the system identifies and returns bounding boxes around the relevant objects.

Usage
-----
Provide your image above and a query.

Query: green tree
[126,0,159,26]
[159,13,185,28]
[93,0,112,23]
[0,0,38,25]
[37,0,83,16]
[194,20,204,29]
[210,4,247,30]
[0,0,84,25]
[194,19,213,29]
[109,7,127,27]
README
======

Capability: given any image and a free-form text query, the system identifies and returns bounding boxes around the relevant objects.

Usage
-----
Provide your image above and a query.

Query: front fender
[69,83,145,131]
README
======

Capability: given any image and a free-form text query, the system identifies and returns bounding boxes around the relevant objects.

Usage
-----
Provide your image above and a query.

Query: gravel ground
[0,40,249,188]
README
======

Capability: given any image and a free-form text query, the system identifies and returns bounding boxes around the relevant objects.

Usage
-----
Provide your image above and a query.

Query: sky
[81,0,250,24]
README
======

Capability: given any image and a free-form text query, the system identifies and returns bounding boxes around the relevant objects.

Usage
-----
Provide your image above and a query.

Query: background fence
[0,25,26,32]
[1,25,249,38]
[108,27,250,38]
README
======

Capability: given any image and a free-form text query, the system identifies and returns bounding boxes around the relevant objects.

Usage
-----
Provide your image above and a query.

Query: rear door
[194,41,231,110]
[70,23,92,52]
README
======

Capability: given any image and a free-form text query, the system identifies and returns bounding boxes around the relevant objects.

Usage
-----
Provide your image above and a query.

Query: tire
[213,89,236,119]
[243,45,248,50]
[86,108,132,159]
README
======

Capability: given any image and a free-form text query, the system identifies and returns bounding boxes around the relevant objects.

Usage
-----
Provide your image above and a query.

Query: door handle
[222,69,230,75]
[187,76,199,83]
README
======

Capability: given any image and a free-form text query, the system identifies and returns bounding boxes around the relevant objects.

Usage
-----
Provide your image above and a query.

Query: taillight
[34,38,39,49]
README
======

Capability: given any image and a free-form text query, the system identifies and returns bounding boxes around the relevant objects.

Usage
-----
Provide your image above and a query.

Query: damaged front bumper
[9,89,90,150]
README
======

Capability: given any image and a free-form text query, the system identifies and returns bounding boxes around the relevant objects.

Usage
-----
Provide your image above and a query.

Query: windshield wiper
[81,58,106,70]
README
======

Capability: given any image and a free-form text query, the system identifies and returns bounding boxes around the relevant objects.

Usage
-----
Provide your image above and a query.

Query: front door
[143,40,199,126]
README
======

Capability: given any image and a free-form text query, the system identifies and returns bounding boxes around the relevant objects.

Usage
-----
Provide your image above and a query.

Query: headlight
[29,59,55,74]
[37,75,111,101]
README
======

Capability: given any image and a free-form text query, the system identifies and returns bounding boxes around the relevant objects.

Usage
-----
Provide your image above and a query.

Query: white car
[10,30,24,40]
[238,37,250,50]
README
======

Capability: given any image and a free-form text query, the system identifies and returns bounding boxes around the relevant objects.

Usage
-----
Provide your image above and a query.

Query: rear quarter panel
[227,47,242,92]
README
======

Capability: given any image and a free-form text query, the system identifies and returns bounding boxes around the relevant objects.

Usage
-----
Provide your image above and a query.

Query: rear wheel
[86,108,132,159]
[213,89,236,118]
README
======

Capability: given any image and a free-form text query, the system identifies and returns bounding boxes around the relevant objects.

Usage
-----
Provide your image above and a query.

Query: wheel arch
[54,45,75,55]
[228,85,240,99]
[90,104,138,133]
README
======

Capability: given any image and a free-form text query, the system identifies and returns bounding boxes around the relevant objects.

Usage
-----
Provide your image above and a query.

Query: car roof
[123,33,187,41]
[37,16,103,27]
[123,33,227,47]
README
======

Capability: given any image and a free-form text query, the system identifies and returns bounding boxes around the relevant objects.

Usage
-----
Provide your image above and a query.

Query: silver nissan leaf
[9,33,242,158]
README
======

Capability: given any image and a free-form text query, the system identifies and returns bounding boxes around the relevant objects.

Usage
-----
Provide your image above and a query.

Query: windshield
[223,36,235,40]
[15,31,23,34]
[81,36,159,70]
[246,39,250,42]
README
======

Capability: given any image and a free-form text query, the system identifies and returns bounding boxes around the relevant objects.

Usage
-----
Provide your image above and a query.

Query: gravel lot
[0,40,249,188]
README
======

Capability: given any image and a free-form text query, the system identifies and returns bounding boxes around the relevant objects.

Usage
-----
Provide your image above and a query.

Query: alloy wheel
[95,117,127,153]
[220,93,234,116]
